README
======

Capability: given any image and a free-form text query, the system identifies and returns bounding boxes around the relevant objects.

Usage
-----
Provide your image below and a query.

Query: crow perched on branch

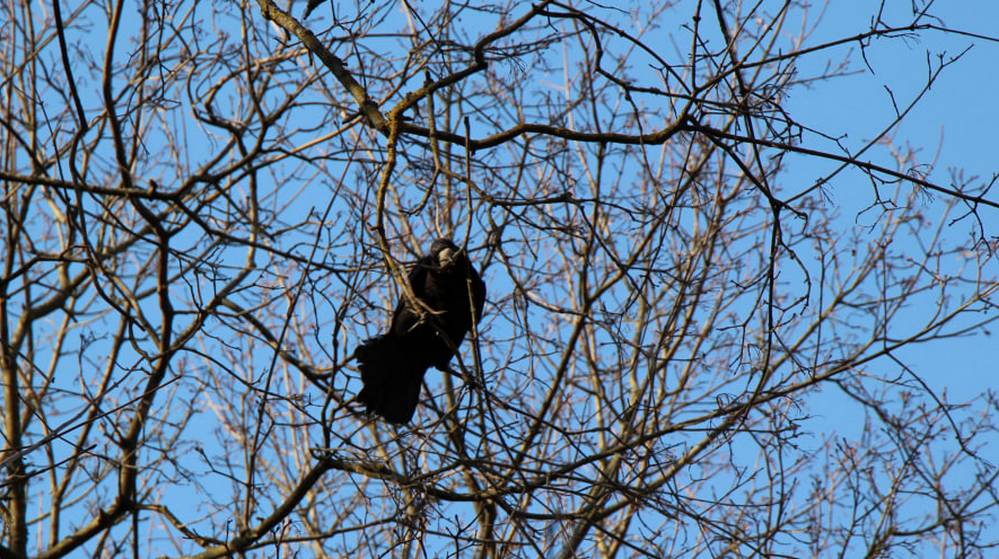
[355,239,486,424]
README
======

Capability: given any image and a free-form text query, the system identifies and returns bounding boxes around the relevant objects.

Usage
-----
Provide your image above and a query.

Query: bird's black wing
[471,261,486,324]
[421,249,486,371]
[387,253,433,339]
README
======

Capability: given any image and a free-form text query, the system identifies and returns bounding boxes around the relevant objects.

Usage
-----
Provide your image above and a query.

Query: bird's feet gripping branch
[354,239,486,424]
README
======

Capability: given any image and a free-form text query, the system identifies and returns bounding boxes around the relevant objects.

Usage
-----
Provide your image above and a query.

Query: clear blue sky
[29,2,995,556]
[783,1,999,402]
[775,4,999,551]
[249,2,999,554]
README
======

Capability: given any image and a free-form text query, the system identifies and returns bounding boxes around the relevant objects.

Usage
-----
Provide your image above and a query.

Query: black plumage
[303,0,325,19]
[355,239,486,424]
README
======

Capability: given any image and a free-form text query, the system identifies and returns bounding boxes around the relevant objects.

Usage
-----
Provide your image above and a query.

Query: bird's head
[431,238,462,269]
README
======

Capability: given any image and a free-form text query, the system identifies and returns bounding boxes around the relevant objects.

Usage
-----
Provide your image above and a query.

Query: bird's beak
[438,247,455,268]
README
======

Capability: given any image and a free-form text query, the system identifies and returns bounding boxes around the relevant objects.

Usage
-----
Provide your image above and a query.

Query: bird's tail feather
[355,335,426,424]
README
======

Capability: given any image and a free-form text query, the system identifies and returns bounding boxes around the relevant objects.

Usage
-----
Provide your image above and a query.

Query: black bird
[355,239,486,424]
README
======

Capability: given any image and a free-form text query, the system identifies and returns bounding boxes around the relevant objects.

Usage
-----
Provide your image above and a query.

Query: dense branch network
[0,1,995,558]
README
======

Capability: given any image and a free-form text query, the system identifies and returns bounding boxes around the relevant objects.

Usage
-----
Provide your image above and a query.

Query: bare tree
[1,0,996,557]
